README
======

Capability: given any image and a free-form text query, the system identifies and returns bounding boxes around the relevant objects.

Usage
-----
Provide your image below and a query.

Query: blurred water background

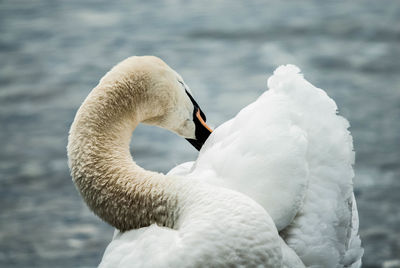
[1,0,399,267]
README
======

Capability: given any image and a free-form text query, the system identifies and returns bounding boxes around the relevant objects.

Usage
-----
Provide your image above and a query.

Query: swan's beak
[184,90,213,151]
[186,108,213,151]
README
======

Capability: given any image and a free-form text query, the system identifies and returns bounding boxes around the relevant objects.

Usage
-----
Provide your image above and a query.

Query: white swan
[67,56,363,267]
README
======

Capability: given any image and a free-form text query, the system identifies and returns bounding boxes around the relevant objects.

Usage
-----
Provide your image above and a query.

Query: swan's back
[182,65,363,267]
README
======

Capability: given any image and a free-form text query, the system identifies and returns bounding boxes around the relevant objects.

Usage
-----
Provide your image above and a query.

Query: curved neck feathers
[67,80,180,232]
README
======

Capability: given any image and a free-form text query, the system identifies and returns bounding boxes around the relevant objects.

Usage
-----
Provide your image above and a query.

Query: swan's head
[100,56,212,151]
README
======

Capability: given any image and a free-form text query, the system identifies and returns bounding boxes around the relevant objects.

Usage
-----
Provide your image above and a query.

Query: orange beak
[183,86,213,151]
[196,109,213,134]
[186,107,213,151]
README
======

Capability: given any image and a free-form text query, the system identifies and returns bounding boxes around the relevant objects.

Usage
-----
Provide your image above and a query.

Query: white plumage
[99,64,363,267]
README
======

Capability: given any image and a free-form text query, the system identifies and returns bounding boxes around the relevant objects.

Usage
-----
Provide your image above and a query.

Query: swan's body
[68,56,362,267]
[167,65,364,267]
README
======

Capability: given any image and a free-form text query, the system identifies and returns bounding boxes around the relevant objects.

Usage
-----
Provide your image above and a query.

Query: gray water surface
[1,1,399,267]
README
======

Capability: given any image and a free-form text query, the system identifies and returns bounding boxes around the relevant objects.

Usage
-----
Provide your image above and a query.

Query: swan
[67,56,363,267]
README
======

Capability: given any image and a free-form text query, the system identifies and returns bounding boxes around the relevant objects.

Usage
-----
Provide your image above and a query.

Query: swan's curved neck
[67,82,179,232]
